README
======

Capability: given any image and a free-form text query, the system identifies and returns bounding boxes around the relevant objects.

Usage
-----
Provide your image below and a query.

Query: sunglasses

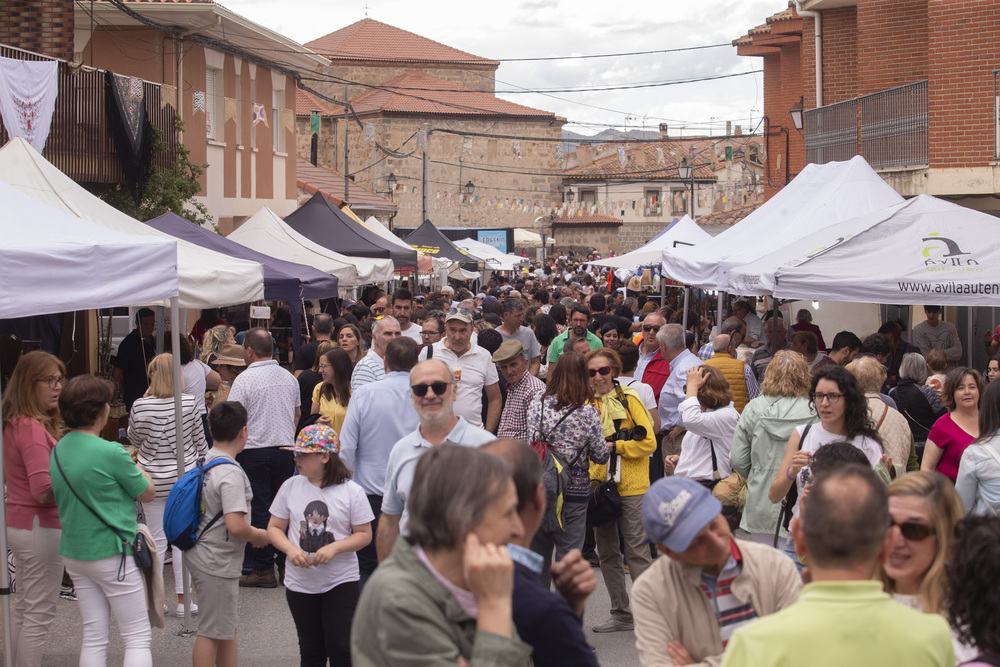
[411,381,452,397]
[642,324,661,333]
[893,520,935,541]
[588,366,612,377]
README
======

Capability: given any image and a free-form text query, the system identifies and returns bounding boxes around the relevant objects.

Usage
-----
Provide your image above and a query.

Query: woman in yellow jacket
[585,347,658,633]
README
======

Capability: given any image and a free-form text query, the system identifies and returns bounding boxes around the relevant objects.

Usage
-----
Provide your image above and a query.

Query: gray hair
[712,334,731,353]
[313,313,334,336]
[898,352,929,384]
[624,297,638,310]
[656,323,686,351]
[407,445,513,550]
[720,316,744,337]
[372,315,400,337]
[503,297,525,314]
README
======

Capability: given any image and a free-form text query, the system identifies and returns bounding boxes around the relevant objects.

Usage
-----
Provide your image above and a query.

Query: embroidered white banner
[0,57,58,153]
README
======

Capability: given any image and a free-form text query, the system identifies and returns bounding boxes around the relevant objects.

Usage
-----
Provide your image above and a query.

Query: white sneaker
[176,602,199,618]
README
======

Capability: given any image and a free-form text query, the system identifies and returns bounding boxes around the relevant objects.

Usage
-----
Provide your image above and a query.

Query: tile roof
[306,18,499,67]
[325,71,556,119]
[695,202,762,228]
[563,142,717,180]
[296,157,398,212]
[551,214,623,227]
[295,88,338,116]
[126,0,214,3]
[734,4,802,44]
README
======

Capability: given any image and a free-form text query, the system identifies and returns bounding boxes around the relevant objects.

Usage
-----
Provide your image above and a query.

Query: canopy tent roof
[0,138,264,309]
[0,178,178,318]
[514,228,555,247]
[359,215,442,272]
[592,216,711,272]
[228,208,393,287]
[285,192,418,269]
[454,237,526,272]
[728,194,1000,306]
[662,156,904,292]
[147,212,339,301]
[403,220,483,268]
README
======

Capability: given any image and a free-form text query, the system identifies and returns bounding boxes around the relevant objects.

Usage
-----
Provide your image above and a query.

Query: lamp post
[464,180,475,197]
[789,95,804,131]
[678,157,695,219]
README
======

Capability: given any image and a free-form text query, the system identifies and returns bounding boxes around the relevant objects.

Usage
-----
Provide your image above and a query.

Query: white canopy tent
[230,208,394,287]
[0,180,181,665]
[593,215,712,273]
[662,156,904,292]
[454,237,527,272]
[0,138,264,309]
[515,228,556,248]
[729,194,1000,305]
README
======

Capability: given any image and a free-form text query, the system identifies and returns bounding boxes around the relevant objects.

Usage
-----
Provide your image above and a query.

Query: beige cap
[492,339,524,363]
[214,344,246,367]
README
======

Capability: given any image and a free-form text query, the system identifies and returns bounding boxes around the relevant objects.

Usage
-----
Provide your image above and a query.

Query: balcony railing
[0,44,177,184]
[805,80,928,169]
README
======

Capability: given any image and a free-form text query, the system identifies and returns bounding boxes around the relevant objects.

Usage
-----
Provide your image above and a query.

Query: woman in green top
[50,375,156,667]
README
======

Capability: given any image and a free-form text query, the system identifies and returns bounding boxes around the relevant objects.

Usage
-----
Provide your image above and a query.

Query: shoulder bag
[53,448,155,580]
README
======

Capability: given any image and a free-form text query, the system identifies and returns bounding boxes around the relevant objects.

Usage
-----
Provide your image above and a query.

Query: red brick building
[736,1,1000,214]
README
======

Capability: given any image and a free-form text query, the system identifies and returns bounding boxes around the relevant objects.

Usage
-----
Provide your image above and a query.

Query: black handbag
[53,448,154,579]
[587,452,622,527]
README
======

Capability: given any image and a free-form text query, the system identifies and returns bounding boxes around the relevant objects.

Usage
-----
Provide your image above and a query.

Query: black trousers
[285,581,360,666]
[357,494,382,589]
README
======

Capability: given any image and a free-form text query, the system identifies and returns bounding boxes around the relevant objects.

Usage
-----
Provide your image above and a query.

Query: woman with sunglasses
[769,365,883,565]
[311,347,353,436]
[877,471,976,663]
[584,348,657,634]
[956,379,1000,516]
[525,352,608,586]
[921,367,985,481]
[2,351,66,666]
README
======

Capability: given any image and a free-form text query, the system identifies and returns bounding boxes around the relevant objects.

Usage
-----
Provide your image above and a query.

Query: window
[671,189,687,215]
[250,79,257,149]
[206,68,222,139]
[643,188,662,216]
[272,89,284,152]
[579,189,597,204]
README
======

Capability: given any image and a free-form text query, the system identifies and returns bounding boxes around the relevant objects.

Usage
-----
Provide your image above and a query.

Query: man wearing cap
[350,315,402,392]
[632,477,800,666]
[375,359,495,561]
[419,308,501,432]
[498,298,542,377]
[494,340,545,440]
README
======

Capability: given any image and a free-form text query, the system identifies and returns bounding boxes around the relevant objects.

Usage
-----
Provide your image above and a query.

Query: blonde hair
[1,351,65,439]
[760,350,811,398]
[200,325,233,363]
[877,471,965,613]
[146,353,175,398]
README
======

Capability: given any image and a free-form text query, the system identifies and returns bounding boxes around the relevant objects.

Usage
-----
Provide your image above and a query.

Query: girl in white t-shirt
[268,425,374,665]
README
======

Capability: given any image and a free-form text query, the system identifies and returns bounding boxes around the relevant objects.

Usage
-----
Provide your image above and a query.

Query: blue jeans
[237,447,294,573]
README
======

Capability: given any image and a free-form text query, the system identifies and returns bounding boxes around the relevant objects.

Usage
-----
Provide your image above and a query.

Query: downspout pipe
[795,1,822,107]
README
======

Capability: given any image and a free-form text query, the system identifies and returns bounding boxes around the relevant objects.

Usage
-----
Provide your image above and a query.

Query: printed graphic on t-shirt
[299,500,335,552]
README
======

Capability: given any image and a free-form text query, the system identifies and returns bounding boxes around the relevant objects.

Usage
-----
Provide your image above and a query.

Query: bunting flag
[365,122,374,140]
[617,146,626,167]
[513,141,521,159]
[556,143,564,162]
[252,103,267,126]
[310,111,319,134]
[192,91,206,113]
[0,56,58,153]
[417,129,427,147]
[656,147,665,164]
[463,136,473,154]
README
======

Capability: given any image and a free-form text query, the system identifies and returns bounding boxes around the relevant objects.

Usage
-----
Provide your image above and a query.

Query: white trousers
[8,518,63,667]
[141,496,186,595]
[63,554,152,667]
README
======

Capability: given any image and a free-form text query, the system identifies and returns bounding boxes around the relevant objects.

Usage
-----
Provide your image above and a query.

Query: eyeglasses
[893,520,935,541]
[420,330,440,337]
[411,381,452,397]
[642,324,661,333]
[811,392,844,404]
[36,375,64,389]
[318,363,330,370]
[588,366,612,377]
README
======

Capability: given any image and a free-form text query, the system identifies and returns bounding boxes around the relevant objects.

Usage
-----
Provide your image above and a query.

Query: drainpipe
[794,1,822,107]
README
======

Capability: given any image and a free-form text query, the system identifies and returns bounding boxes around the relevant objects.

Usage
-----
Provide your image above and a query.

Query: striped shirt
[128,394,208,497]
[699,540,758,648]
[350,348,385,392]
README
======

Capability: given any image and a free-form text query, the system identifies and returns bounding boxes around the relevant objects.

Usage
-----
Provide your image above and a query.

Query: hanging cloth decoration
[192,91,206,113]
[617,146,626,167]
[0,56,58,153]
[418,129,427,147]
[365,121,375,141]
[105,71,152,204]
[556,143,564,162]
[513,141,521,159]
[252,103,267,126]
[310,111,320,134]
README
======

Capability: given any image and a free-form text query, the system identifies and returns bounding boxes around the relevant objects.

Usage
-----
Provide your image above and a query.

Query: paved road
[35,563,644,666]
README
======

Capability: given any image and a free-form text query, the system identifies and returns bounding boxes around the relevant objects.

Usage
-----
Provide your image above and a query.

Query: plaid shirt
[497,370,546,439]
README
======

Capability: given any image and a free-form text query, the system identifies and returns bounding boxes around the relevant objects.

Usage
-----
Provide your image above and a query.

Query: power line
[493,43,732,62]
[493,70,761,94]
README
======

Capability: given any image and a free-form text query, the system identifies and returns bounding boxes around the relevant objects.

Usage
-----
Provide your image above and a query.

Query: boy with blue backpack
[185,401,269,667]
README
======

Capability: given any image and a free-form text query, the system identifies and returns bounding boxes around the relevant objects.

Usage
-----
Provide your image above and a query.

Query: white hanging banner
[0,56,58,153]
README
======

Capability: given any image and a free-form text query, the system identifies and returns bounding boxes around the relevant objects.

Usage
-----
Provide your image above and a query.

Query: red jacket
[642,350,671,399]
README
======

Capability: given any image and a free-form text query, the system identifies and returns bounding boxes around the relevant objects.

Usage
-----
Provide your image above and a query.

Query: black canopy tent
[403,219,482,272]
[285,192,418,270]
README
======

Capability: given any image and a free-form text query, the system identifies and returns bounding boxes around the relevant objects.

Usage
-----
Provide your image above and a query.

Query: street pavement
[36,562,644,666]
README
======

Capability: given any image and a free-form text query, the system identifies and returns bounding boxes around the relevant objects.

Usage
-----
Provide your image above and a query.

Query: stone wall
[310,62,496,103]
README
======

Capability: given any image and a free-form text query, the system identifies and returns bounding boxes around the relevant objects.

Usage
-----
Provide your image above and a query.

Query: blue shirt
[382,417,495,534]
[658,349,703,430]
[338,371,419,496]
[635,346,658,383]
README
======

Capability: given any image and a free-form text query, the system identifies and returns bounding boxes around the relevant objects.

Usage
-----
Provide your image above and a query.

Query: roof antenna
[364,3,370,16]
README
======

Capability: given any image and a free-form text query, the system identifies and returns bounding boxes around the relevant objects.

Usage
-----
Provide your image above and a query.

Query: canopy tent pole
[772,297,780,353]
[682,288,691,331]
[718,291,726,330]
[170,298,194,628]
[0,387,13,667]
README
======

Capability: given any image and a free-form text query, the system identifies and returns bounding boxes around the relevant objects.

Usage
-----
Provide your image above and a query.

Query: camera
[613,425,647,442]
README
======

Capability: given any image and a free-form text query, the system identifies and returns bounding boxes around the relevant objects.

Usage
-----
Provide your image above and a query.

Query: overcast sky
[224,0,785,137]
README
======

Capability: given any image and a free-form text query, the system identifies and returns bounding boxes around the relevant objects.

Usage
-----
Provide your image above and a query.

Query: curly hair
[941,367,985,412]
[947,516,1000,653]
[878,471,965,614]
[760,350,811,398]
[810,365,881,445]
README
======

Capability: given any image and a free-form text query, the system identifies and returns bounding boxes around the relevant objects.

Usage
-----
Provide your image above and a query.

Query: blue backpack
[163,457,235,551]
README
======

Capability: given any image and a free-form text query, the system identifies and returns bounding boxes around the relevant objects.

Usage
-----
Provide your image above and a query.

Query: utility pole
[421,122,430,223]
[343,83,349,203]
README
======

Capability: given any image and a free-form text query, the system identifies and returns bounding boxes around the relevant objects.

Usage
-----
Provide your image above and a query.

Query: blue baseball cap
[642,477,721,552]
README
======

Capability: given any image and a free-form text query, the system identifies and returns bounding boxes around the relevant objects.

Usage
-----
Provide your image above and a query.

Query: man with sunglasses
[634,313,666,384]
[721,465,953,667]
[376,359,495,562]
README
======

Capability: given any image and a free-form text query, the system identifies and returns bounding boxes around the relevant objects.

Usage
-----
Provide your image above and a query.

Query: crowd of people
[4,261,1000,666]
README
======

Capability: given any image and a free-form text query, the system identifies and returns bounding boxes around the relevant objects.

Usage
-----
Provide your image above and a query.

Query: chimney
[658,123,669,140]
[735,125,742,136]
[726,121,732,136]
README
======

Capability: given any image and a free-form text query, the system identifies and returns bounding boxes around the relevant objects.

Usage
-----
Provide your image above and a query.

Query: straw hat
[214,344,246,367]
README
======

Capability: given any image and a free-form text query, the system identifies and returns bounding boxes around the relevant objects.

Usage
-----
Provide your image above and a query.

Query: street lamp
[565,189,575,203]
[789,95,804,131]
[678,157,695,218]
[381,173,397,201]
[464,180,475,196]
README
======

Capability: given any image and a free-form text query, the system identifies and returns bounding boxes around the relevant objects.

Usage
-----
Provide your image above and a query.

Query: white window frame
[205,68,222,140]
